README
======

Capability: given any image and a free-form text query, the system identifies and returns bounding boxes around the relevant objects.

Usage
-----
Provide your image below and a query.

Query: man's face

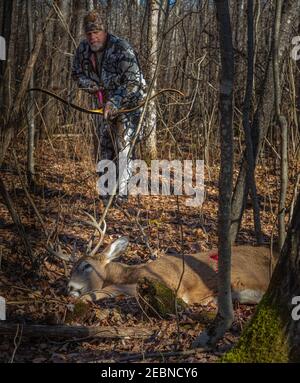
[86,30,107,52]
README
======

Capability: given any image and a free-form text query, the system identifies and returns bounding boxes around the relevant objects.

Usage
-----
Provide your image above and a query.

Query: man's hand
[88,84,100,95]
[104,101,117,120]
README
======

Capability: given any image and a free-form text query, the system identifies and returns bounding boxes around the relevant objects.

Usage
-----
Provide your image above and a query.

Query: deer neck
[104,262,143,286]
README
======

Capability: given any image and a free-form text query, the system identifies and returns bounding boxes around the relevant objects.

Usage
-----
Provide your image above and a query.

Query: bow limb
[119,88,185,114]
[28,88,104,115]
[27,88,185,115]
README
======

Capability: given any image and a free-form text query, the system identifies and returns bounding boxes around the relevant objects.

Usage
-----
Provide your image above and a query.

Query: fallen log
[137,277,187,318]
[0,322,153,340]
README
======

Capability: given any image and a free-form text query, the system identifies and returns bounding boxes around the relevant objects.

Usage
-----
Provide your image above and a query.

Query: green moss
[221,295,289,363]
[137,277,187,318]
[194,310,217,325]
[65,301,90,323]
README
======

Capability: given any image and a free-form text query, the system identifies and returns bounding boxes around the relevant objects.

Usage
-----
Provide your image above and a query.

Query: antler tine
[83,211,107,257]
[46,243,71,262]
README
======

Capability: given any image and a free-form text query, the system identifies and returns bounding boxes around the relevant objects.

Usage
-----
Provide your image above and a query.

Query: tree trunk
[143,0,158,161]
[223,191,300,362]
[242,0,262,244]
[26,0,36,186]
[72,0,86,43]
[230,0,299,243]
[86,0,94,12]
[193,0,234,347]
[273,0,288,250]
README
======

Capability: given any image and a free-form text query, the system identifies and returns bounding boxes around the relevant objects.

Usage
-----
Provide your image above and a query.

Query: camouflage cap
[83,10,106,33]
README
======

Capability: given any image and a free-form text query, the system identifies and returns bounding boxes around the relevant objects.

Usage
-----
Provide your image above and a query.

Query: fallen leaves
[0,139,290,363]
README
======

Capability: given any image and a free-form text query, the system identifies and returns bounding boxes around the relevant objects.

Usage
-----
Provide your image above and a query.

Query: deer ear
[97,237,129,263]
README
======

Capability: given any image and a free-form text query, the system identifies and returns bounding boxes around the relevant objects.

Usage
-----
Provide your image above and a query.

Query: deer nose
[67,282,82,297]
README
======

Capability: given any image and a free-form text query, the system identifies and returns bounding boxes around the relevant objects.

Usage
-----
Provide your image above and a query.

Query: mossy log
[136,277,187,318]
[65,301,91,323]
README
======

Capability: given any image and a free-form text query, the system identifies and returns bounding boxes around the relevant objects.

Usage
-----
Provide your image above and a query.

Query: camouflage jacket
[72,34,146,109]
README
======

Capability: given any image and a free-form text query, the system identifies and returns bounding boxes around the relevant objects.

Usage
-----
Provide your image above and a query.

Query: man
[72,10,146,205]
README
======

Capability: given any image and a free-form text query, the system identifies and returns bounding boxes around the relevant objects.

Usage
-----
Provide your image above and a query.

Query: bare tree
[26,0,35,186]
[273,0,288,250]
[193,0,234,347]
[230,0,300,243]
[143,0,159,161]
[242,0,262,244]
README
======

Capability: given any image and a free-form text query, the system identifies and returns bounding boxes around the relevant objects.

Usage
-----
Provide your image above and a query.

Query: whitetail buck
[51,212,277,305]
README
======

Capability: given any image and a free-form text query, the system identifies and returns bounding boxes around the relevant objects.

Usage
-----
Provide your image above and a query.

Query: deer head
[67,236,129,297]
[47,211,129,297]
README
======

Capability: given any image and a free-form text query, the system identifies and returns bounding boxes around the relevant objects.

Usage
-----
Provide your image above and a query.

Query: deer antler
[83,211,107,257]
[46,212,106,261]
[46,243,72,262]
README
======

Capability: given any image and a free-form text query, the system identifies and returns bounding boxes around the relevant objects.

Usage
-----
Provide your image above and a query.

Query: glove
[88,84,100,95]
[104,101,117,120]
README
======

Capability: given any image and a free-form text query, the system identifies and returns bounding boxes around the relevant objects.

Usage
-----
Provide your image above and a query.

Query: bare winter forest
[0,0,300,364]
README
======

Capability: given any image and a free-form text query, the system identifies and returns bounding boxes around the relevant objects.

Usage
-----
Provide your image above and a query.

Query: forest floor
[0,136,298,363]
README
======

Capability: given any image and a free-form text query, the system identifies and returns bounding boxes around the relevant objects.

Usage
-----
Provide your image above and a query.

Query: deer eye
[81,263,92,273]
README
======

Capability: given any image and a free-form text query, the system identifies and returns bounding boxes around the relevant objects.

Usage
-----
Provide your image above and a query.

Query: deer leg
[232,289,264,304]
[80,284,137,302]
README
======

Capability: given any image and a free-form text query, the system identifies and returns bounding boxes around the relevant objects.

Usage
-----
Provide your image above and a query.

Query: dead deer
[50,212,277,306]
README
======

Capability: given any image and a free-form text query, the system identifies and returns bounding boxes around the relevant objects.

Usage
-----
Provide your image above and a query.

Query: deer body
[67,237,275,305]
